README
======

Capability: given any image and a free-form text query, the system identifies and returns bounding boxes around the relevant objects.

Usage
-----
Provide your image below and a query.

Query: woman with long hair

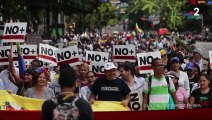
[167,71,189,109]
[189,74,212,108]
[8,54,37,96]
[25,72,55,100]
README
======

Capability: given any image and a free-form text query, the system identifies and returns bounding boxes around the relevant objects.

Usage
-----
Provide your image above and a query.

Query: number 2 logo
[194,7,199,16]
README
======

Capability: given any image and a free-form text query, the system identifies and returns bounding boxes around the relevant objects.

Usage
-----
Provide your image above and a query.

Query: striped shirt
[144,75,176,110]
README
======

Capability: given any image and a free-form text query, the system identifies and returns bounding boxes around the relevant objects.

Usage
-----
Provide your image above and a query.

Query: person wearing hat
[184,62,200,93]
[89,62,131,107]
[160,49,168,67]
[193,47,208,72]
[166,71,189,109]
[170,56,190,96]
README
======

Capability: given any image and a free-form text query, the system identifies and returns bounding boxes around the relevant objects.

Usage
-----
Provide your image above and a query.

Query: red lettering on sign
[138,66,152,71]
[57,58,80,66]
[0,56,36,62]
[2,35,25,39]
[38,54,56,62]
[113,56,135,60]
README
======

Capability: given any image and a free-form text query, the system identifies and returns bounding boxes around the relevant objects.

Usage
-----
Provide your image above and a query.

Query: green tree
[126,0,186,30]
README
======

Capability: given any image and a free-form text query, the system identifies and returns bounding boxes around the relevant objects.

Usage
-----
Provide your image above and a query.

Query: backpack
[148,75,170,93]
[52,94,80,120]
[148,75,175,110]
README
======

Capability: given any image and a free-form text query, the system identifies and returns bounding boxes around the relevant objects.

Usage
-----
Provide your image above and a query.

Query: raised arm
[8,50,22,86]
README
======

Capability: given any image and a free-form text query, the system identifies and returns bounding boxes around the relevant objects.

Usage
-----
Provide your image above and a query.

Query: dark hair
[24,69,37,81]
[119,61,135,76]
[193,63,201,75]
[59,64,77,88]
[33,72,46,86]
[87,71,96,77]
[199,74,211,82]
[31,59,40,65]
[151,58,161,66]
[25,69,37,76]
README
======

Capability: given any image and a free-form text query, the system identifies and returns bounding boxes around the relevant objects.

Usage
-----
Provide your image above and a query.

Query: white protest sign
[86,51,109,63]
[2,23,27,42]
[130,88,143,111]
[38,44,57,66]
[39,61,51,68]
[113,45,136,62]
[19,45,37,64]
[0,46,11,65]
[137,51,161,74]
[209,51,212,69]
[0,45,37,65]
[55,45,80,66]
[89,61,106,77]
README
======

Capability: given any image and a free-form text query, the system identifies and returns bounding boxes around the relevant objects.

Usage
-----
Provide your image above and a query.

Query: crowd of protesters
[0,30,212,112]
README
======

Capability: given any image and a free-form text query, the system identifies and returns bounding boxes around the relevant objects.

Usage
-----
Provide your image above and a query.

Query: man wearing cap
[184,62,199,93]
[89,62,131,106]
[193,47,208,72]
[160,49,168,67]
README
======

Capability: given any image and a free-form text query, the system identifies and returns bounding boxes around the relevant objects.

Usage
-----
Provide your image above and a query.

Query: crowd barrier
[0,109,211,120]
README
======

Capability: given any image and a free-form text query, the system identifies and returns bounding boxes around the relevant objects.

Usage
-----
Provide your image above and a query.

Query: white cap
[104,62,117,71]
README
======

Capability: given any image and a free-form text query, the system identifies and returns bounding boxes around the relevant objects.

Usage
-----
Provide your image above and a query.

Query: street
[196,41,212,58]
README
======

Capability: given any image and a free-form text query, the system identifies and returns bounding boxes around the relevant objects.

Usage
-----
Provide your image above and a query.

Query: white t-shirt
[0,78,4,90]
[179,71,190,96]
[0,69,19,94]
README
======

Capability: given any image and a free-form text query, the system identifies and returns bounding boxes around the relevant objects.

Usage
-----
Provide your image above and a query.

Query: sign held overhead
[2,22,27,42]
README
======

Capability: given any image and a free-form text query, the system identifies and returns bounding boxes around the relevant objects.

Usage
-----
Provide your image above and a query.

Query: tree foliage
[126,0,186,30]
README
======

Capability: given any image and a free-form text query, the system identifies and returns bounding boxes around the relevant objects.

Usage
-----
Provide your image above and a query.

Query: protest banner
[0,45,37,65]
[89,61,106,77]
[55,45,80,66]
[2,23,27,42]
[0,90,130,111]
[137,52,161,74]
[113,45,136,62]
[0,46,11,65]
[86,51,109,63]
[130,87,143,111]
[38,44,57,66]
[0,90,44,110]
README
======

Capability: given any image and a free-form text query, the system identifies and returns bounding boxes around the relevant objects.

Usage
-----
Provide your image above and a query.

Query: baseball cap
[170,57,180,63]
[160,49,166,56]
[166,71,179,79]
[185,62,194,71]
[193,47,203,55]
[36,67,48,73]
[104,62,117,71]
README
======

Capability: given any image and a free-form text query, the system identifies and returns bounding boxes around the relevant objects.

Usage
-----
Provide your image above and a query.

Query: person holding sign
[89,62,131,107]
[143,58,179,110]
[119,62,145,111]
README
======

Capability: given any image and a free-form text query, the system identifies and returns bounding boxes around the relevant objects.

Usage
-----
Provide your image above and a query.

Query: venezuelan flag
[16,43,26,79]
